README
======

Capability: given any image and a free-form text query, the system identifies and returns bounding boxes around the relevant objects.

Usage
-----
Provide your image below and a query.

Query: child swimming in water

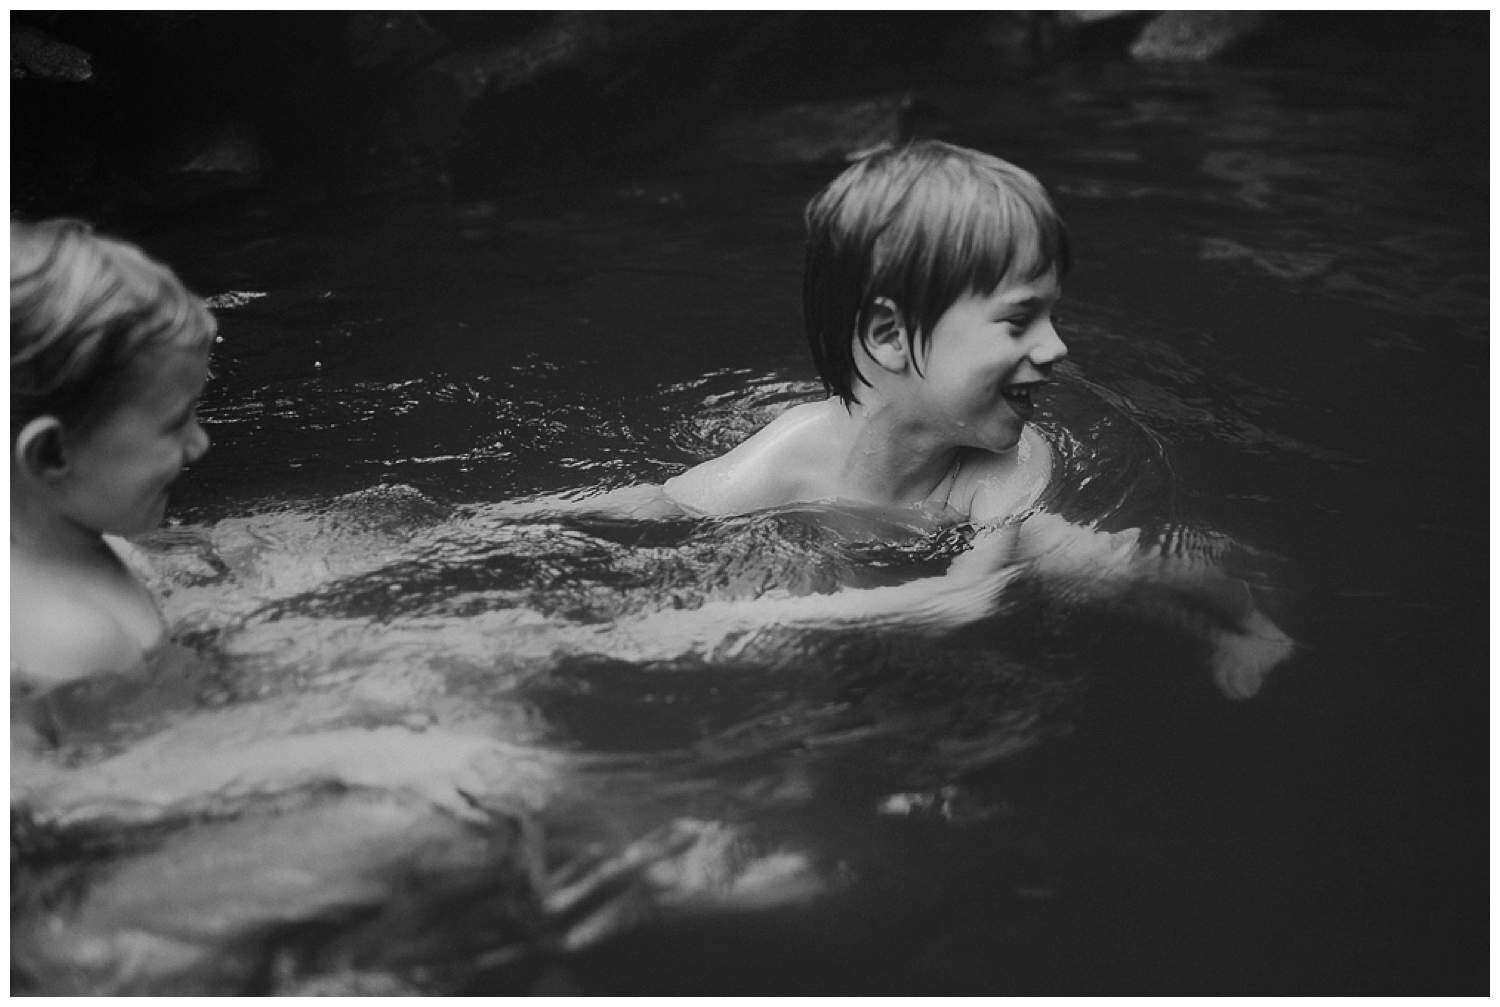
[667,140,1066,527]
[11,219,214,684]
[478,139,1288,695]
[653,140,1292,696]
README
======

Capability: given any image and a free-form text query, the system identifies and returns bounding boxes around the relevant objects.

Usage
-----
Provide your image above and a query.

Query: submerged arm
[603,508,1292,699]
[471,483,694,525]
[1012,511,1295,698]
[598,522,1026,666]
[747,520,1024,631]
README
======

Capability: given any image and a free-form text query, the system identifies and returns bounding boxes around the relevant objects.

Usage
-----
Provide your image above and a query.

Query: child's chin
[978,424,1026,453]
[117,499,169,535]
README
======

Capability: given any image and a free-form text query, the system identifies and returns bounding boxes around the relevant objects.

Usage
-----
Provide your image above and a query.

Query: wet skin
[905,269,1068,456]
[10,342,212,682]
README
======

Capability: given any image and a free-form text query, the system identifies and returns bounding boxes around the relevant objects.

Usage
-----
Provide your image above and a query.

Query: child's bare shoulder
[956,425,1055,524]
[665,400,836,514]
[11,545,164,684]
[10,584,149,684]
[743,399,838,456]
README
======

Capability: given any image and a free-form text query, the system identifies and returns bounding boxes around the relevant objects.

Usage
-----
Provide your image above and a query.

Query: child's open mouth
[1001,381,1042,413]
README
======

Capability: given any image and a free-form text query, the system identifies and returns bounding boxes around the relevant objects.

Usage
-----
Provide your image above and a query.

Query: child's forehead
[978,269,1061,305]
[119,340,211,389]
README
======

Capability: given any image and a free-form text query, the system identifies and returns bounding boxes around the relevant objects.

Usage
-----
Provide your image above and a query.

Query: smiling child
[11,219,214,684]
[666,140,1068,524]
[656,140,1292,696]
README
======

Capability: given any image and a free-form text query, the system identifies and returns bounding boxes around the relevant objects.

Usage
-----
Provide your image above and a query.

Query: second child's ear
[14,416,71,484]
[862,297,910,373]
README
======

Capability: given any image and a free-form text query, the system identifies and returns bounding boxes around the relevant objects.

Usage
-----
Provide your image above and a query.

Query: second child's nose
[185,420,210,463]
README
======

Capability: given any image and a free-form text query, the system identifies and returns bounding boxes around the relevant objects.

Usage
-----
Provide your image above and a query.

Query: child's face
[909,270,1067,453]
[58,343,212,536]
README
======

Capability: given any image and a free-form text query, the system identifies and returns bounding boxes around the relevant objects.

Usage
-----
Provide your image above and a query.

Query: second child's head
[803,140,1071,405]
[11,219,215,537]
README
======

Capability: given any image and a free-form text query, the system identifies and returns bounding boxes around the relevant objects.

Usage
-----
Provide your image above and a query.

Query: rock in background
[11,23,92,81]
[1130,11,1273,62]
[12,12,1422,222]
[9,12,1108,218]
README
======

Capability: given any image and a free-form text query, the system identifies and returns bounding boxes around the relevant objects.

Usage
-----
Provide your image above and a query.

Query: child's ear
[862,297,910,374]
[14,416,70,484]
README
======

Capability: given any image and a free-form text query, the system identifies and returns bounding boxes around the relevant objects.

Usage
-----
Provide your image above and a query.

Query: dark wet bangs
[900,167,1068,336]
[961,173,1070,290]
[803,140,1069,404]
[884,162,1070,348]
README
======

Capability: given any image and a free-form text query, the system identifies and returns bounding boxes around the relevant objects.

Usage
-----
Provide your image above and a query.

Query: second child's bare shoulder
[10,577,148,684]
[11,545,165,683]
[664,400,837,514]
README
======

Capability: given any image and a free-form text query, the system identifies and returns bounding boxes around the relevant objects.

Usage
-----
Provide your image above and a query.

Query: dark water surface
[13,20,1487,994]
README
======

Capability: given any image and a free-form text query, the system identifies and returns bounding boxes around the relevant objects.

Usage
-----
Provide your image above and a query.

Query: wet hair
[802,139,1070,405]
[11,218,215,434]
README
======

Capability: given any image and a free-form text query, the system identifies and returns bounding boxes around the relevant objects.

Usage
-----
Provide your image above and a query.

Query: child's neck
[838,398,962,507]
[11,497,117,569]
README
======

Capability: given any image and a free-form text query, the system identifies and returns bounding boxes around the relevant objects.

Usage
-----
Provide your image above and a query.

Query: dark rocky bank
[13,12,1482,228]
[12,11,1286,220]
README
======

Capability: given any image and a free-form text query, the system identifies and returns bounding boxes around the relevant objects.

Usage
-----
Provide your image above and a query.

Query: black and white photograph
[9,10,1489,995]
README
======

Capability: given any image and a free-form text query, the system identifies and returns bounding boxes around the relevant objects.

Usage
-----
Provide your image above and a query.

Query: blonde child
[11,219,214,684]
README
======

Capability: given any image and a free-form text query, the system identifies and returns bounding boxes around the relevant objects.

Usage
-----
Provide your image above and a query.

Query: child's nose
[1029,320,1068,367]
[185,420,210,462]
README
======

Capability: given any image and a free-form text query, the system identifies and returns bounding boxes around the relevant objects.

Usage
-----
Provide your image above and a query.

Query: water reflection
[14,353,1287,992]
